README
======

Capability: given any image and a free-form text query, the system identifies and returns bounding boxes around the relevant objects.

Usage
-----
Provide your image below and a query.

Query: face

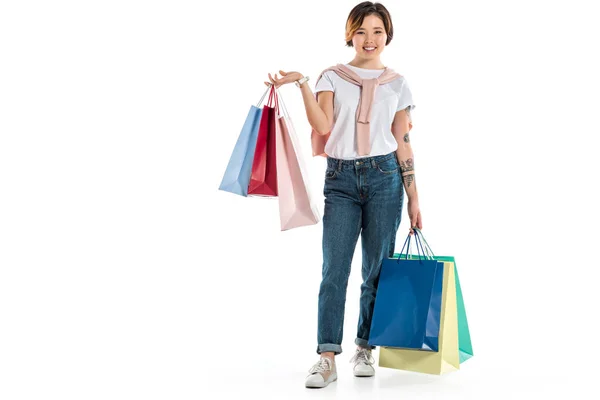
[352,14,387,58]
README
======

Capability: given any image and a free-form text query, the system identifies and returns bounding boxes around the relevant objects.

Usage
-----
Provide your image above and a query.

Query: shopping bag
[368,232,444,352]
[274,87,320,230]
[379,229,473,374]
[379,259,459,374]
[248,84,278,196]
[398,230,474,363]
[218,86,270,196]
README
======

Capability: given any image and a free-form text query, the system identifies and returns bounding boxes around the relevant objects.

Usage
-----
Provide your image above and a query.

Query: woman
[265,1,423,389]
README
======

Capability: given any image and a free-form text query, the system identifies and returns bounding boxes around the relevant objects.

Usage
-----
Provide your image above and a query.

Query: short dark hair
[345,2,394,47]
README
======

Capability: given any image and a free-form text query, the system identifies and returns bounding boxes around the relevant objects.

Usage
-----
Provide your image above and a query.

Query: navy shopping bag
[218,86,270,196]
[368,231,444,351]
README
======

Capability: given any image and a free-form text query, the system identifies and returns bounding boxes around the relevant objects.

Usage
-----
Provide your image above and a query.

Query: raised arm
[299,77,333,136]
[266,71,333,136]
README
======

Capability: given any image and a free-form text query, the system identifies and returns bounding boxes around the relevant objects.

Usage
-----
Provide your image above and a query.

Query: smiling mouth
[363,47,377,51]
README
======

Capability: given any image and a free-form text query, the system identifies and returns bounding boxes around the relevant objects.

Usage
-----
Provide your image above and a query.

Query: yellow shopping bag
[379,261,460,375]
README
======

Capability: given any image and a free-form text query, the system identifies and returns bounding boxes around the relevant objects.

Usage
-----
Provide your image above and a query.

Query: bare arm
[299,78,334,136]
[266,71,333,136]
[392,106,422,231]
[392,107,418,202]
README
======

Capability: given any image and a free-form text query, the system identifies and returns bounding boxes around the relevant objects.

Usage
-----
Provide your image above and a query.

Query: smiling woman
[345,1,394,49]
[265,1,422,390]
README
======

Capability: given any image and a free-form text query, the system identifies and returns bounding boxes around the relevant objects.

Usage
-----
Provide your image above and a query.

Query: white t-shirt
[313,63,416,160]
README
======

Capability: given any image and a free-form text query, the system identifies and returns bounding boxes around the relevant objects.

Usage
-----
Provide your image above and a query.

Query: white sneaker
[305,357,337,388]
[350,348,375,377]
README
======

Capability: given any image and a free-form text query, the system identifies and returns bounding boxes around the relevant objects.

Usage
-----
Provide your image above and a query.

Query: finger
[279,70,286,75]
[270,73,281,87]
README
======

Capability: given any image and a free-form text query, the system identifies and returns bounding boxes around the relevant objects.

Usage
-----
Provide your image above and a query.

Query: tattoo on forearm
[400,158,414,173]
[400,158,415,188]
[403,133,410,143]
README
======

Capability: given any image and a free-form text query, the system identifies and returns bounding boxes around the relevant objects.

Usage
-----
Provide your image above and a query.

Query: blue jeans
[317,151,404,355]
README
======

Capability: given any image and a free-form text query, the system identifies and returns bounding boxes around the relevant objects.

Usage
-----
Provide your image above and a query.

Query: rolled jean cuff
[355,338,376,350]
[317,343,343,355]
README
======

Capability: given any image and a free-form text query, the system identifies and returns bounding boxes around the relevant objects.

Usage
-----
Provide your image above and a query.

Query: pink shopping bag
[274,87,320,230]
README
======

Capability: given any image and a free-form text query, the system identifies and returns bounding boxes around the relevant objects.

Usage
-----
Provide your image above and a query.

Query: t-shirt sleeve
[314,71,335,94]
[396,79,416,112]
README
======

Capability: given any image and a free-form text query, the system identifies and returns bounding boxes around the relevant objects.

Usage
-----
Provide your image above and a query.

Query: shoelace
[308,357,333,374]
[349,348,374,365]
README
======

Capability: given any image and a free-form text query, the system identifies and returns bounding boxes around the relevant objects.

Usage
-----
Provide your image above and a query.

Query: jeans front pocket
[376,157,400,175]
[325,167,338,180]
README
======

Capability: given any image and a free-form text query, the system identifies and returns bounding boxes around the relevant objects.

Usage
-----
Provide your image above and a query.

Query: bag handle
[413,230,432,260]
[396,230,430,263]
[413,228,435,258]
[256,85,271,107]
[268,84,277,108]
[275,86,291,119]
[256,84,277,108]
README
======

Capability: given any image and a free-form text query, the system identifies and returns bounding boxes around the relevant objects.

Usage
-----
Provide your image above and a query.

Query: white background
[1,0,599,399]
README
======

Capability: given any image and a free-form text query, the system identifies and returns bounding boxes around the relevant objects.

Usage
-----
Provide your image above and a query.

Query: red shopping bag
[248,85,278,196]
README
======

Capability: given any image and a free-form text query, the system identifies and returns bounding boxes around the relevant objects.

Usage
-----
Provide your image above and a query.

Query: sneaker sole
[305,373,337,389]
[354,370,375,377]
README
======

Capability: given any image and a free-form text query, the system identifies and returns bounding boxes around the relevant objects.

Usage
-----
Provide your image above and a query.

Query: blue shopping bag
[368,231,444,351]
[218,86,270,196]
